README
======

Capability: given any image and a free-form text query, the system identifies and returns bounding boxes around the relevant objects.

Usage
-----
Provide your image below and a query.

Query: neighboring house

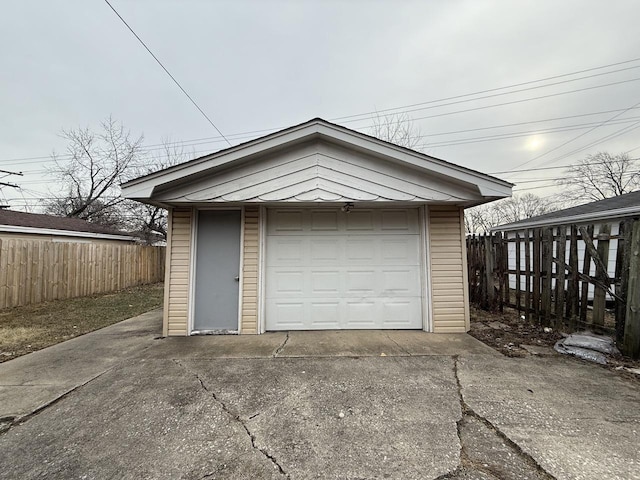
[122,118,512,336]
[491,190,640,297]
[0,210,136,243]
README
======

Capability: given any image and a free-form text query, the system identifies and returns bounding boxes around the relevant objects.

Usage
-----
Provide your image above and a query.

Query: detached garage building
[122,119,511,336]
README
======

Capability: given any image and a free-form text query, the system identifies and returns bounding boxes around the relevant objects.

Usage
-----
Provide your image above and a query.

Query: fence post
[566,225,579,330]
[615,220,631,344]
[592,224,611,331]
[483,234,494,309]
[623,219,640,359]
[541,227,553,326]
[532,228,541,322]
[554,226,567,329]
[579,225,595,327]
[515,232,521,312]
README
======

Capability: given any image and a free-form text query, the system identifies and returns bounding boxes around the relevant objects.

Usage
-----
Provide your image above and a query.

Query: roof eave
[491,205,640,232]
[122,119,512,203]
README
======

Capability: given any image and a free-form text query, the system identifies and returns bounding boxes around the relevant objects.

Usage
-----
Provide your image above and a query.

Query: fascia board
[122,120,513,201]
[314,123,513,191]
[121,125,321,198]
[491,205,640,232]
[0,224,136,241]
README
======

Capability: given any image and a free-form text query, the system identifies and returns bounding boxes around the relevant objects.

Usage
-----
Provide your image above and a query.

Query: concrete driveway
[0,310,638,480]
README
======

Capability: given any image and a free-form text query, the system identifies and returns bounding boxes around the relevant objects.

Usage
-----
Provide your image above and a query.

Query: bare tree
[123,139,192,243]
[368,112,421,150]
[46,117,143,228]
[557,152,640,203]
[465,193,556,234]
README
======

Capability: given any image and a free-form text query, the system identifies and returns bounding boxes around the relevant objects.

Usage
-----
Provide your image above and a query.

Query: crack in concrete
[384,332,412,356]
[0,367,114,436]
[272,332,290,357]
[450,355,557,480]
[174,359,289,478]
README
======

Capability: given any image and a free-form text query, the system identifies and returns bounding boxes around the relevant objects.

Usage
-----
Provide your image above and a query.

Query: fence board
[532,228,542,322]
[580,225,594,326]
[592,224,611,329]
[623,220,640,358]
[467,218,640,357]
[541,227,553,326]
[615,220,631,343]
[0,239,165,309]
[554,227,567,328]
[566,225,579,330]
[515,232,521,311]
[524,230,531,320]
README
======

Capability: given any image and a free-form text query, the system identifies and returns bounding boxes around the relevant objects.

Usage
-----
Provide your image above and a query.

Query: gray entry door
[193,210,241,332]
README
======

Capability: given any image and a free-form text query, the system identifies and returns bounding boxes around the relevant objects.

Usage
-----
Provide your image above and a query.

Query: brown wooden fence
[0,238,165,309]
[466,218,640,358]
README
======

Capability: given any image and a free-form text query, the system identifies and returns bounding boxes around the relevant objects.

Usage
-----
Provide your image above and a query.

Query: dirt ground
[469,305,640,379]
[0,283,163,362]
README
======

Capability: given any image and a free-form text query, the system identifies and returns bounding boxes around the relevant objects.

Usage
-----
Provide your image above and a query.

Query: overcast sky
[1,0,639,211]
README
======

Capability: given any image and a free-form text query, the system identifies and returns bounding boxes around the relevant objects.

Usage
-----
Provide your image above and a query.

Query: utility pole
[0,169,24,209]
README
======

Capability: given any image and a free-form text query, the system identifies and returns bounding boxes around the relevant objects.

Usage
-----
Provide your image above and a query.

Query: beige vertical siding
[164,208,192,336]
[240,207,260,334]
[428,205,470,333]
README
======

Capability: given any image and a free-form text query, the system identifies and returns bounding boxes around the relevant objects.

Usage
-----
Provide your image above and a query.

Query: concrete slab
[278,330,499,357]
[278,330,408,357]
[457,355,640,480]
[0,309,162,419]
[386,331,500,356]
[141,332,288,359]
[2,309,640,479]
[0,359,284,480]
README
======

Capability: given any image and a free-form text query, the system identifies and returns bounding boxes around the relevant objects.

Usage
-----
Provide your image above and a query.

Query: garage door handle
[234,276,240,281]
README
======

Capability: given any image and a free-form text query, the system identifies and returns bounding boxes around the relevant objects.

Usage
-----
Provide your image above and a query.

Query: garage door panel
[271,210,304,232]
[345,270,376,294]
[345,210,374,230]
[310,302,341,328]
[383,209,419,232]
[311,271,341,295]
[381,237,418,263]
[266,208,423,330]
[310,238,341,262]
[267,269,305,297]
[310,210,339,230]
[381,268,421,295]
[345,239,376,261]
[272,239,304,264]
[268,300,306,329]
[382,301,421,327]
[345,301,378,328]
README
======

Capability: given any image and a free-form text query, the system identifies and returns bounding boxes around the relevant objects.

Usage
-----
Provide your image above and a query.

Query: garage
[122,118,513,336]
[265,207,424,330]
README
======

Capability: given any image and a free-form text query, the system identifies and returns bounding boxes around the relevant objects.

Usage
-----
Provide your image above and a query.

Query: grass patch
[0,283,163,362]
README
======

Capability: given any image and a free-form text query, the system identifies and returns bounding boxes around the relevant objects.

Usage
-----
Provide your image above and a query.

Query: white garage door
[265,208,424,330]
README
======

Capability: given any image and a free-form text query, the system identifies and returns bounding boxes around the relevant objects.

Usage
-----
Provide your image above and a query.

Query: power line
[103,0,231,146]
[489,156,640,175]
[332,56,640,122]
[3,71,640,165]
[507,98,640,173]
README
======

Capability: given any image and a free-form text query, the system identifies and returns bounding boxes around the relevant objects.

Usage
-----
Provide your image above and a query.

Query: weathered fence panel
[0,238,165,309]
[467,218,640,358]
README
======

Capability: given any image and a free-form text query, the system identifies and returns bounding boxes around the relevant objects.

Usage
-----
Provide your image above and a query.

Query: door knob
[234,276,240,281]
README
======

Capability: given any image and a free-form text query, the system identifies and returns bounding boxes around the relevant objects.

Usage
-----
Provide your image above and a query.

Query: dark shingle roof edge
[491,190,640,231]
[0,210,136,240]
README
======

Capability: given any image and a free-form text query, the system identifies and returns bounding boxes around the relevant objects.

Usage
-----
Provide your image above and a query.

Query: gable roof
[492,190,640,231]
[122,118,512,207]
[0,210,136,241]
